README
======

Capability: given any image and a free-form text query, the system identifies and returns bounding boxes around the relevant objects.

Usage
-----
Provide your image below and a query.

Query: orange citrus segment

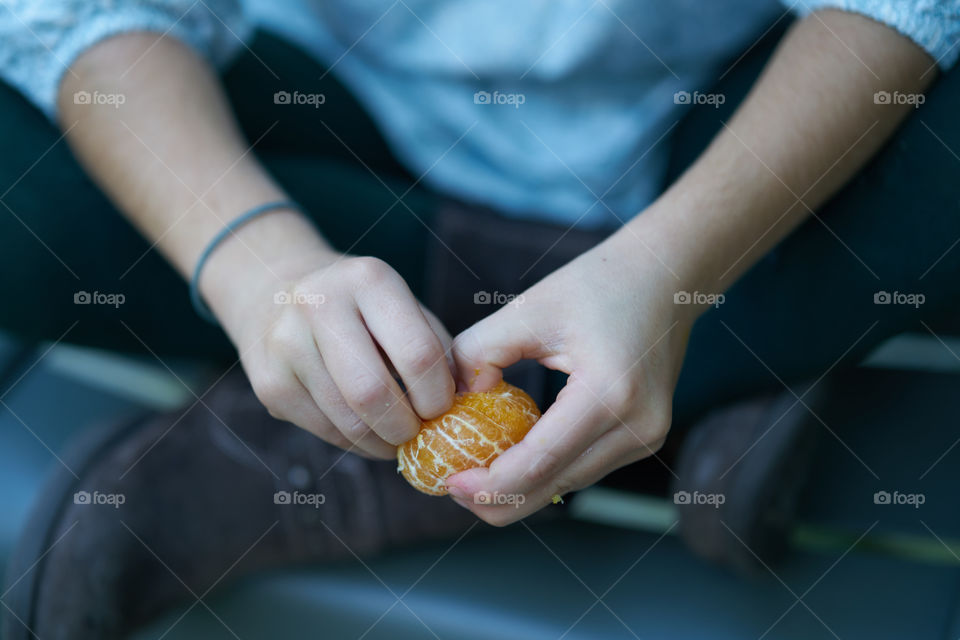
[396,381,540,495]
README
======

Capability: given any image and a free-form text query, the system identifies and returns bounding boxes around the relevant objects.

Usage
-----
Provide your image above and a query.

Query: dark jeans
[0,26,958,426]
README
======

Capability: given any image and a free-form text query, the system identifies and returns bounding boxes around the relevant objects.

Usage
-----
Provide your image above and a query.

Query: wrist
[605,202,727,323]
[198,207,339,336]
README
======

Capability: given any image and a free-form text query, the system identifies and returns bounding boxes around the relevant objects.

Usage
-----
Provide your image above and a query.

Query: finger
[356,283,455,420]
[421,305,457,381]
[532,424,664,505]
[446,374,613,501]
[452,306,561,392]
[310,302,421,445]
[452,426,657,526]
[293,359,397,459]
[254,367,383,460]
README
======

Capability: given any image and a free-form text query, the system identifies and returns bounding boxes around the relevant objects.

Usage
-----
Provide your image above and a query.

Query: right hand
[56,32,453,458]
[228,253,456,459]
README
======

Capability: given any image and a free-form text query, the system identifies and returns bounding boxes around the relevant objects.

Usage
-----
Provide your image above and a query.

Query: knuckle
[652,405,672,437]
[639,402,673,442]
[603,377,638,415]
[290,280,311,300]
[264,316,304,357]
[653,414,671,442]
[347,256,392,284]
[250,372,291,415]
[399,338,444,375]
[626,422,667,455]
[289,281,317,308]
[644,437,666,456]
[347,376,391,412]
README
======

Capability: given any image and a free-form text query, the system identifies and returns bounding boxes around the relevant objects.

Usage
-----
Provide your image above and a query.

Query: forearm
[58,33,334,335]
[614,10,935,300]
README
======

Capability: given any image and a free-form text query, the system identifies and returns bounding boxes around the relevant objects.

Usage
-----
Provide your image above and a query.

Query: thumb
[451,305,554,392]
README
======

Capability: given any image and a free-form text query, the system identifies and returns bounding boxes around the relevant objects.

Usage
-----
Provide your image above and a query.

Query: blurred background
[2,325,959,639]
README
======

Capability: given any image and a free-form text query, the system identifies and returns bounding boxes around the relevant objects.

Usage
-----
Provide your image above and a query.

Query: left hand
[447,232,700,526]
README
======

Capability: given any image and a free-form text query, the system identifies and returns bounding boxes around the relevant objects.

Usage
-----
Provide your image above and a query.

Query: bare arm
[449,10,937,524]
[60,33,455,458]
[59,33,326,328]
[620,9,936,292]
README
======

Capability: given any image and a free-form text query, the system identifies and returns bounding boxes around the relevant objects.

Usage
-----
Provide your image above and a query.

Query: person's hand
[446,233,700,525]
[57,33,453,459]
[229,252,456,459]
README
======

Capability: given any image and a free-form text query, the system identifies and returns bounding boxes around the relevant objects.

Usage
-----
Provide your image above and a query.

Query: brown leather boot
[2,370,483,639]
[671,385,823,575]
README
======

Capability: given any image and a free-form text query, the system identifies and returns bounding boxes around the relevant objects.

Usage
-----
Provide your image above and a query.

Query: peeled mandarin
[397,381,540,495]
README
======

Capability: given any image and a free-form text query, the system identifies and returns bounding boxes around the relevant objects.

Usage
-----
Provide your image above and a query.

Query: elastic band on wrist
[190,200,300,324]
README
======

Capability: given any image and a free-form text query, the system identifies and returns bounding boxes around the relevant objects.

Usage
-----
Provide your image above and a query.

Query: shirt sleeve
[784,0,960,69]
[0,0,250,120]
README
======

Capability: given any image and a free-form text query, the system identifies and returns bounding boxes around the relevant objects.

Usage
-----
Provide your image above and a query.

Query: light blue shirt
[2,0,958,228]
